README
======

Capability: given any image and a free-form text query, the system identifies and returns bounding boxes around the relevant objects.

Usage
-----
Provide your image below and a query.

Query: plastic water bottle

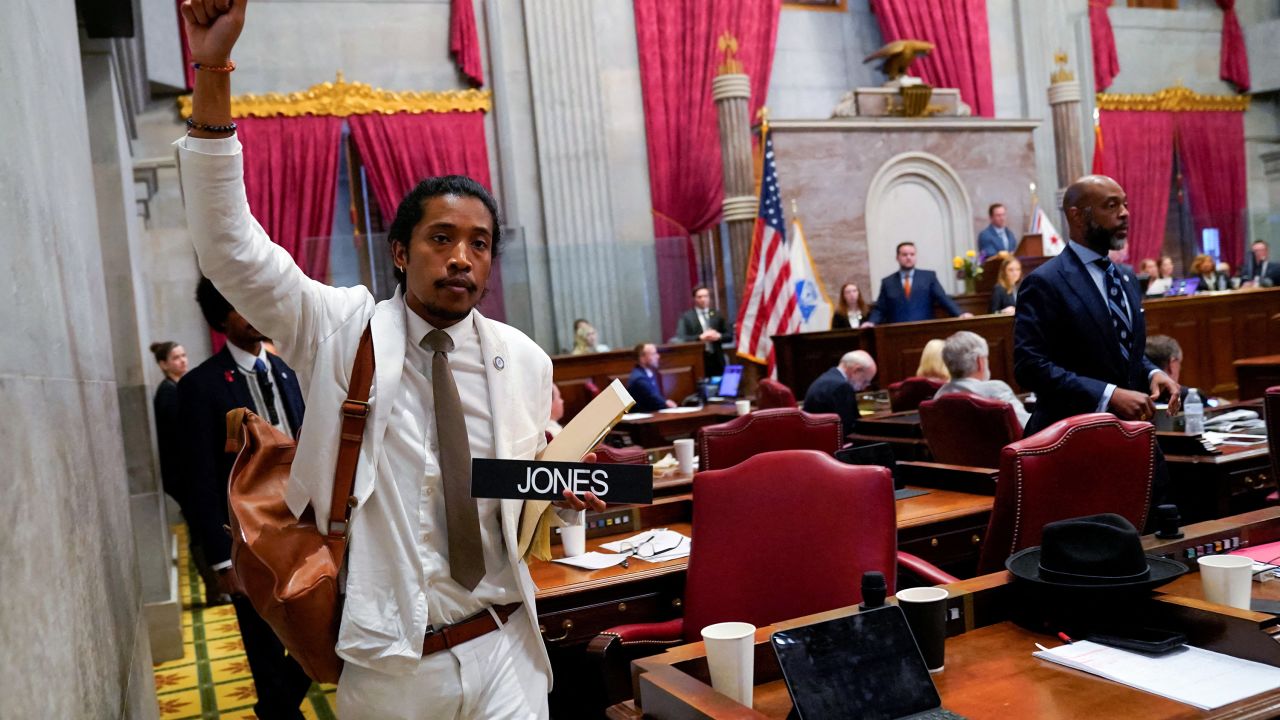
[1184,389,1204,435]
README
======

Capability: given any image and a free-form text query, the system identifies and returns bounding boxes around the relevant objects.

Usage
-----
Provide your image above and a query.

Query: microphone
[859,571,887,610]
[1154,504,1184,540]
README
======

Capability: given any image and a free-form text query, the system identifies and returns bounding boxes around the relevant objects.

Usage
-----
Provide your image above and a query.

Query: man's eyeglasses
[618,534,685,567]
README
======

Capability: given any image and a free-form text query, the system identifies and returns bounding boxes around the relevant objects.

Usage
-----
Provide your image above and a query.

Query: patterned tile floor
[153,526,338,719]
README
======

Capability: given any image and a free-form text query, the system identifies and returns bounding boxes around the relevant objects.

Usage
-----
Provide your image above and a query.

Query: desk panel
[553,343,705,420]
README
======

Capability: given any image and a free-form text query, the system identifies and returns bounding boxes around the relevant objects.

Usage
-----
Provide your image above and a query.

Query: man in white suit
[178,2,603,717]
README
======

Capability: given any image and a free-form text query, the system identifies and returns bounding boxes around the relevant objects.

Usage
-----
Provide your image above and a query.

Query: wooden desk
[1165,441,1274,524]
[613,405,740,447]
[1235,354,1280,401]
[554,343,705,421]
[774,288,1280,398]
[615,576,1280,719]
[533,488,992,716]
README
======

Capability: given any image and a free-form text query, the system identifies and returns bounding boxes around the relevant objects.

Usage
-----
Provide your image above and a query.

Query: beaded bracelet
[192,60,236,73]
[186,117,238,134]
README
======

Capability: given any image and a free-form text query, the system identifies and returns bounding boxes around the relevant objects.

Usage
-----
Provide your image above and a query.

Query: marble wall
[0,1,158,717]
[771,119,1038,303]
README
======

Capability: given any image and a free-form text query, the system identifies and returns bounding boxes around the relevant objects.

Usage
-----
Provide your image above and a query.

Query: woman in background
[570,319,610,354]
[989,256,1022,314]
[1192,254,1228,292]
[916,338,951,382]
[1147,255,1175,296]
[831,282,870,329]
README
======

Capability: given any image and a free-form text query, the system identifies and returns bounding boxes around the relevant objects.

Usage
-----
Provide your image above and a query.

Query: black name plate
[471,459,654,504]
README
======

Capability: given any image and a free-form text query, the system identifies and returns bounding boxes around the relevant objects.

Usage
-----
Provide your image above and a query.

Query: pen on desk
[1057,632,1074,645]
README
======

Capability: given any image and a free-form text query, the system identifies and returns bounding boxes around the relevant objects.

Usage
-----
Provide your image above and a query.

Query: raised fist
[180,0,247,65]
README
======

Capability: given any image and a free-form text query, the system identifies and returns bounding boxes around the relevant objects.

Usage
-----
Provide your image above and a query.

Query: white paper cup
[673,438,695,474]
[735,400,751,416]
[560,510,587,557]
[701,621,756,707]
[1198,555,1253,609]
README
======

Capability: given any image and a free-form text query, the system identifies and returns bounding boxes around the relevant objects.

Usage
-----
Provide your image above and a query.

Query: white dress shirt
[356,303,520,628]
[226,341,292,437]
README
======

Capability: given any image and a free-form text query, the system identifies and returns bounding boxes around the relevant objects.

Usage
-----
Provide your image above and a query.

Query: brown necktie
[423,329,485,591]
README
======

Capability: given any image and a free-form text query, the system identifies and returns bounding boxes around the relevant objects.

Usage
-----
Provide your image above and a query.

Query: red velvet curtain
[238,116,344,281]
[632,0,781,241]
[868,0,995,117]
[450,0,484,87]
[347,111,504,319]
[1089,0,1120,92]
[1096,110,1174,264]
[1176,111,1247,269]
[1215,0,1250,93]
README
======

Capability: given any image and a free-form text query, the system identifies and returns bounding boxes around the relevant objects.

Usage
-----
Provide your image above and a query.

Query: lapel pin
[494,356,505,371]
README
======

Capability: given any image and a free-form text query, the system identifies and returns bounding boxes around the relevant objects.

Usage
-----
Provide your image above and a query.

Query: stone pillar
[521,0,659,351]
[0,1,158,717]
[1048,76,1085,189]
[713,72,757,292]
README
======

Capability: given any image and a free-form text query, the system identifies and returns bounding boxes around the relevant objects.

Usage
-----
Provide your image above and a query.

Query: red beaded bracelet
[192,60,236,73]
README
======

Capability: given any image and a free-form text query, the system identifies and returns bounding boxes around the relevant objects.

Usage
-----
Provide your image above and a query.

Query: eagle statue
[863,40,935,81]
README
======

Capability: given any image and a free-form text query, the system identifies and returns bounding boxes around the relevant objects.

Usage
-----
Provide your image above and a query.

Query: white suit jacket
[176,136,557,677]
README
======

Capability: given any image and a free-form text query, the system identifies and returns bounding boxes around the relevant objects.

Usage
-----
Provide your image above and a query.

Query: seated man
[627,343,677,412]
[934,330,1030,428]
[1144,334,1190,405]
[803,350,877,436]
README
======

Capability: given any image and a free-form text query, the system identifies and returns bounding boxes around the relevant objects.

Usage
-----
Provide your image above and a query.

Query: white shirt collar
[404,299,476,352]
[226,341,269,372]
[1069,240,1106,265]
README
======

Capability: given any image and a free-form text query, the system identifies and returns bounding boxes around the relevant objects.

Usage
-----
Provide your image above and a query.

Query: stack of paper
[551,552,630,570]
[1034,641,1280,710]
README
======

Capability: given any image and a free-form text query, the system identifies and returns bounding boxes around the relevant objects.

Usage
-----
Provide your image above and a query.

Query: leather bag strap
[328,325,374,539]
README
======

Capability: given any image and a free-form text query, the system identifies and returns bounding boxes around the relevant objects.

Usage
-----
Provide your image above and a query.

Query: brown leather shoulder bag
[224,326,373,683]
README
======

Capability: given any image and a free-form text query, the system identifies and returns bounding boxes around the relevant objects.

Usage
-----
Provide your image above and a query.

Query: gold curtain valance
[178,72,492,119]
[1096,85,1249,113]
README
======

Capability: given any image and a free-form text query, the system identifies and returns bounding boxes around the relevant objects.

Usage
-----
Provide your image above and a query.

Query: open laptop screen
[717,365,744,398]
[772,606,943,720]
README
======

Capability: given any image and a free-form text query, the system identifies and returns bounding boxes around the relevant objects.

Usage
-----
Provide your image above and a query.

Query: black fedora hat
[1007,513,1187,591]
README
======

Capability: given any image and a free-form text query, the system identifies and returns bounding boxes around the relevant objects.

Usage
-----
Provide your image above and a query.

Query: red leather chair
[918,394,1024,468]
[588,450,956,705]
[889,376,945,412]
[756,378,797,410]
[592,443,649,465]
[697,408,843,471]
[976,413,1155,574]
[1265,387,1280,502]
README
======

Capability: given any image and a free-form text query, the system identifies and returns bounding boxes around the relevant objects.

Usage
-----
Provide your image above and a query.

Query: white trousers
[336,610,549,720]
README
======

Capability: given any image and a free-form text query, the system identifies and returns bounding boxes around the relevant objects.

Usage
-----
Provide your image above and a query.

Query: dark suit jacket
[990,284,1017,314]
[675,308,730,346]
[1242,258,1280,286]
[868,269,963,325]
[802,367,859,437]
[1014,246,1159,435]
[153,379,183,503]
[978,225,1018,258]
[178,346,304,565]
[626,366,668,412]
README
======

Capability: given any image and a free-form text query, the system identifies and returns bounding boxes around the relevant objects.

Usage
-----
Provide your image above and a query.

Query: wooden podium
[975,234,1048,293]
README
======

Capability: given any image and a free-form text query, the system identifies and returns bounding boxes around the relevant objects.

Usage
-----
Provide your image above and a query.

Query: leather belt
[422,602,522,656]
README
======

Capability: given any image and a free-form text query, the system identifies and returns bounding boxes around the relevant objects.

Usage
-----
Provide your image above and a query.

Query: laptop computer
[708,364,744,402]
[771,606,966,720]
[835,442,903,491]
[1166,277,1199,296]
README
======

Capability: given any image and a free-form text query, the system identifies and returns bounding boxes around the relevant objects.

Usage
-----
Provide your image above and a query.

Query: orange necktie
[904,275,912,299]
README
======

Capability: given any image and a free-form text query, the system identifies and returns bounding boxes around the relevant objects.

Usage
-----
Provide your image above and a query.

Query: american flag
[736,127,800,370]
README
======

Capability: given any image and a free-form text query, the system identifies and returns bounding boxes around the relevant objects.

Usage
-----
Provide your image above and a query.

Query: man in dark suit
[1242,240,1280,287]
[802,350,877,436]
[865,242,973,326]
[675,285,731,376]
[179,278,311,720]
[1014,175,1181,437]
[978,203,1018,259]
[627,342,677,412]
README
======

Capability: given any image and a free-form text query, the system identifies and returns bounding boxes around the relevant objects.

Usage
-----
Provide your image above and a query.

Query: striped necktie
[1097,259,1132,362]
